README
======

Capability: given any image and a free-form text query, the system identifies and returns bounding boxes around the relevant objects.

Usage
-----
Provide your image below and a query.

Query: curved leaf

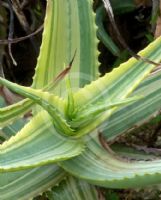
[0,111,84,171]
[71,96,141,127]
[102,70,161,140]
[0,78,75,135]
[0,99,33,127]
[0,165,65,200]
[0,78,65,113]
[96,5,120,56]
[70,36,161,136]
[0,111,67,200]
[61,137,161,188]
[74,36,161,107]
[46,176,98,200]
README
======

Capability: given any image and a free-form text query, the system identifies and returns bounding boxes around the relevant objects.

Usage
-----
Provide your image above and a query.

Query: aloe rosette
[1,0,161,199]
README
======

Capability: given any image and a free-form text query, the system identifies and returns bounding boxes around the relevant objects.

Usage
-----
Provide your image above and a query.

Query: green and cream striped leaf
[74,36,161,108]
[70,36,161,136]
[0,111,84,171]
[111,144,159,161]
[0,86,33,128]
[60,137,161,188]
[0,99,33,127]
[0,119,27,142]
[0,65,72,128]
[102,70,161,140]
[32,0,99,92]
[0,78,75,135]
[46,176,98,200]
[0,113,67,200]
[0,78,65,114]
[70,96,142,130]
[0,165,65,200]
[72,96,142,123]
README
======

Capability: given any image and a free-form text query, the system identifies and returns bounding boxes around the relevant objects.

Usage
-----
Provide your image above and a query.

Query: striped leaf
[0,119,27,142]
[0,0,99,121]
[2,37,161,138]
[32,0,99,91]
[71,36,161,137]
[74,36,161,107]
[0,111,67,200]
[0,64,75,128]
[0,99,33,127]
[102,70,161,140]
[71,96,142,127]
[46,176,98,200]
[60,137,161,188]
[0,111,84,171]
[0,75,33,128]
[0,78,76,135]
[111,144,159,161]
[0,79,65,115]
[0,165,65,200]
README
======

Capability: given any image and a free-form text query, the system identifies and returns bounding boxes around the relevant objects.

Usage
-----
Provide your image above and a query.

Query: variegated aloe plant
[1,0,161,199]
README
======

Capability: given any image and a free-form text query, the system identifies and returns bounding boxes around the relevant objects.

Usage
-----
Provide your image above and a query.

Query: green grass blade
[60,137,161,188]
[46,176,98,200]
[0,165,65,200]
[0,111,84,171]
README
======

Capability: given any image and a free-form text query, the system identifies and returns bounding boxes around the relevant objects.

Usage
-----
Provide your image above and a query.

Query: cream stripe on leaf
[32,0,99,93]
[0,99,34,127]
[0,78,75,135]
[61,137,161,188]
[70,36,161,137]
[46,176,98,200]
[0,111,84,171]
[74,36,161,108]
[0,165,65,200]
[102,70,161,140]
